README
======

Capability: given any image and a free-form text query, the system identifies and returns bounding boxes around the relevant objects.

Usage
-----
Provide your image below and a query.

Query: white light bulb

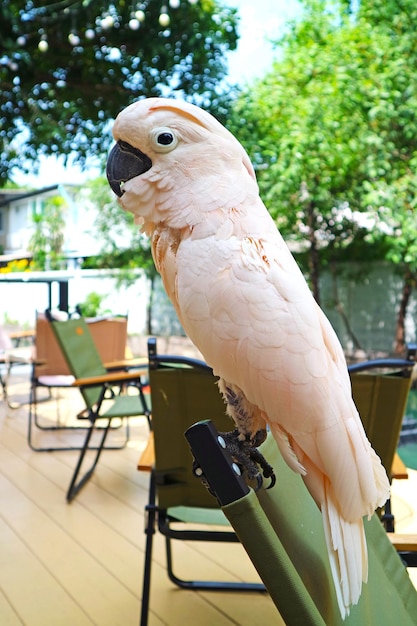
[101,15,114,29]
[159,12,170,26]
[135,10,145,22]
[85,28,95,39]
[169,0,180,8]
[129,18,140,30]
[17,36,26,46]
[68,33,80,46]
[38,39,48,52]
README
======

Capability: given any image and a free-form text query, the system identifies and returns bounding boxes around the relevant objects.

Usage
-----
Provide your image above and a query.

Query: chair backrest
[348,357,414,479]
[147,337,233,510]
[34,313,128,377]
[87,316,128,364]
[49,317,108,408]
[185,421,417,626]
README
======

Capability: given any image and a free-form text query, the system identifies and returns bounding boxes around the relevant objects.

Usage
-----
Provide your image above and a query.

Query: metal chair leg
[66,417,113,502]
[140,471,157,626]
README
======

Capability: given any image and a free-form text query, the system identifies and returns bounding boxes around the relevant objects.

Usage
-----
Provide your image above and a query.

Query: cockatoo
[106,97,390,618]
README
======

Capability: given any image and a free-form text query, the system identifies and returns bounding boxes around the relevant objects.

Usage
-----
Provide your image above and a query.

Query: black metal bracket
[184,420,250,506]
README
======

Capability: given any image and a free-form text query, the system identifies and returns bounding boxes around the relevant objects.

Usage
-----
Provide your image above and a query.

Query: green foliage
[28,194,66,269]
[228,0,417,281]
[0,0,238,185]
[225,0,417,350]
[77,291,110,318]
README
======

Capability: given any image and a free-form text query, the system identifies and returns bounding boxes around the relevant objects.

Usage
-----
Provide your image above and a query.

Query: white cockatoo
[106,97,390,618]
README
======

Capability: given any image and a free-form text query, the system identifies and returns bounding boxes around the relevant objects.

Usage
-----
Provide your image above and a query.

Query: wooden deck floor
[1,372,416,625]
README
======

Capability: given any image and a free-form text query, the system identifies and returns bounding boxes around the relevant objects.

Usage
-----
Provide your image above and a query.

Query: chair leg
[0,372,7,402]
[140,472,157,626]
[28,382,129,453]
[1,362,22,409]
[164,533,266,592]
[66,417,113,502]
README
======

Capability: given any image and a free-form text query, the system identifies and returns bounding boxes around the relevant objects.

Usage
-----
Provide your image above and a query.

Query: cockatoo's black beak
[106,140,152,197]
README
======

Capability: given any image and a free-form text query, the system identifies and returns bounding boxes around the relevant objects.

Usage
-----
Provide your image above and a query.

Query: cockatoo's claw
[254,473,264,491]
[220,429,276,489]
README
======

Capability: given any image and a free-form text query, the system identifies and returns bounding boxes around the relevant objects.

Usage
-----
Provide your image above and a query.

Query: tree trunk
[330,261,363,352]
[306,201,321,304]
[394,268,414,356]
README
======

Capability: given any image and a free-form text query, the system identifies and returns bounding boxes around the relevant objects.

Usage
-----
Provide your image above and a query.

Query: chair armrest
[9,329,35,344]
[388,534,417,552]
[137,432,154,472]
[71,368,148,387]
[391,452,408,480]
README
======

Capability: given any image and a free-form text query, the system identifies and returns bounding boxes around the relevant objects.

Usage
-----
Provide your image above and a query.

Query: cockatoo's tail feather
[107,97,391,618]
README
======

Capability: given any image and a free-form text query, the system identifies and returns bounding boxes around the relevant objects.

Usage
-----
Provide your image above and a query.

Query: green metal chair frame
[348,349,415,531]
[139,337,265,626]
[47,315,150,502]
[28,312,131,452]
[186,420,417,626]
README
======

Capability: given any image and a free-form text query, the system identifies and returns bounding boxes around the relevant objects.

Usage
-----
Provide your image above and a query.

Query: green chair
[47,314,150,502]
[348,351,415,531]
[28,312,132,452]
[138,338,265,626]
[186,420,417,626]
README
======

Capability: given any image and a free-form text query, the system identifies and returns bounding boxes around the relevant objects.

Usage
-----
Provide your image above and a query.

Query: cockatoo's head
[106,97,258,231]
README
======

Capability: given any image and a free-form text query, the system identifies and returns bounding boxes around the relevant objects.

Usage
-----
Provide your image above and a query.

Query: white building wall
[0,270,150,334]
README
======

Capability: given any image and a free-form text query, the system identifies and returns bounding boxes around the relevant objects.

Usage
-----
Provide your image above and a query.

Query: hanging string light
[38,33,48,52]
[14,1,199,53]
[158,6,170,27]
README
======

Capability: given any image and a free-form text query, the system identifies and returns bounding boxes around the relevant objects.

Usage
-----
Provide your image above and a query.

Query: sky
[13,0,301,188]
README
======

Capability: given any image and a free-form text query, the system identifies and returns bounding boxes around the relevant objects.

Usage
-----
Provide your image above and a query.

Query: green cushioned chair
[348,351,415,531]
[47,314,150,502]
[139,338,265,626]
[186,420,417,626]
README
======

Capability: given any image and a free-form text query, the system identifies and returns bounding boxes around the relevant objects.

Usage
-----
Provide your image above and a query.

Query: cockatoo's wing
[107,97,390,618]
[173,223,388,618]
[174,213,389,515]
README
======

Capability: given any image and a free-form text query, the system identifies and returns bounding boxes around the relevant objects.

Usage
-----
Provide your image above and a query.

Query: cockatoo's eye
[151,127,178,153]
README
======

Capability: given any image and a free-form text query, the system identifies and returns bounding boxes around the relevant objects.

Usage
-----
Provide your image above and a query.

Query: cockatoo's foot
[219,428,276,490]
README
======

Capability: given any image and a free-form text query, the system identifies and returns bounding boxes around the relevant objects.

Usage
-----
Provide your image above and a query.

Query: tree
[0,0,238,185]
[227,0,417,353]
[28,194,66,269]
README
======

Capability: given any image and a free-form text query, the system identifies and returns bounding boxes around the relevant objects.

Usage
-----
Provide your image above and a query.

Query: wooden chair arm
[72,368,148,387]
[388,534,417,552]
[137,432,154,472]
[391,452,408,480]
[9,329,35,341]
